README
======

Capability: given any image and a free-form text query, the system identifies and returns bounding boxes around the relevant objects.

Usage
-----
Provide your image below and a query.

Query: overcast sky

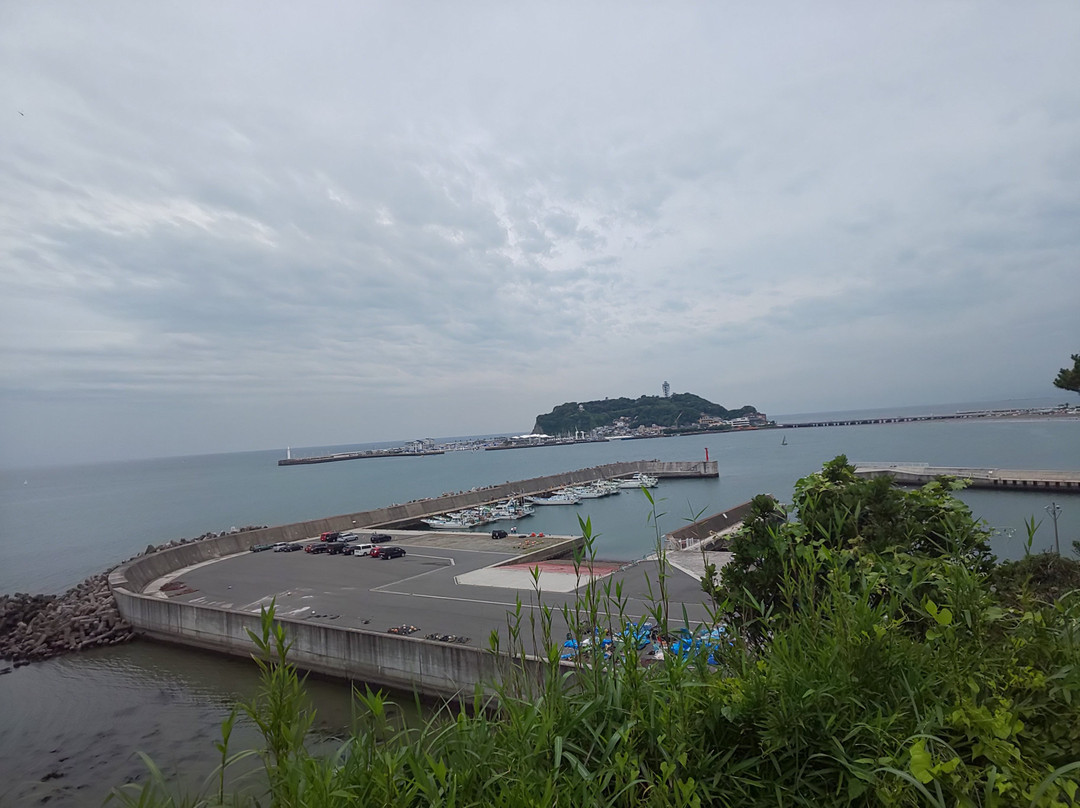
[1,4,1078,466]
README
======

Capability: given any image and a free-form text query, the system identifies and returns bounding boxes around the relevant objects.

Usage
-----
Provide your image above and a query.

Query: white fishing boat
[490,500,534,521]
[422,513,480,529]
[564,481,617,498]
[525,491,581,506]
[569,486,605,499]
[615,473,659,489]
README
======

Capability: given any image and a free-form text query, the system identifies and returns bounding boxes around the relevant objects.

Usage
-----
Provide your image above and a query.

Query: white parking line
[371,554,455,594]
[146,552,246,596]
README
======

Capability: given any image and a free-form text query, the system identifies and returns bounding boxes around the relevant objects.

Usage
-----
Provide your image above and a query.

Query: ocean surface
[1,401,1078,806]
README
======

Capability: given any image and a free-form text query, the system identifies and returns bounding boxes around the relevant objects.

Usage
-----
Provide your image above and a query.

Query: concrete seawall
[665,500,755,551]
[112,591,543,700]
[855,464,1080,492]
[110,460,714,697]
[113,459,715,549]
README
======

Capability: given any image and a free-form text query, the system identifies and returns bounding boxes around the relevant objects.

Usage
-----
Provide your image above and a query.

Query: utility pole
[1045,501,1062,555]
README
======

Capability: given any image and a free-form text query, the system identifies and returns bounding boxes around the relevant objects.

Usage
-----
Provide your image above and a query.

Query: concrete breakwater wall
[109,536,551,698]
[855,465,1080,493]
[113,591,545,701]
[110,461,712,696]
[115,460,716,592]
[665,500,755,551]
[113,460,715,558]
[357,459,717,531]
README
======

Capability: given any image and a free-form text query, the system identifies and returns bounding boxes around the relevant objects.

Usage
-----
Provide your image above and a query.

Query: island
[531,393,766,438]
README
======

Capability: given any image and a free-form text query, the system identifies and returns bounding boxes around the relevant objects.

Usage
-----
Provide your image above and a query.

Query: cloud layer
[2,4,1078,464]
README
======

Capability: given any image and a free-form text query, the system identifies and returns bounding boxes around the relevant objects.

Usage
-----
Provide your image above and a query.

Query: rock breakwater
[0,524,270,671]
[0,574,133,669]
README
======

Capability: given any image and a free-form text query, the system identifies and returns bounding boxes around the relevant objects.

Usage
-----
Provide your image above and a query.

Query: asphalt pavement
[150,530,716,654]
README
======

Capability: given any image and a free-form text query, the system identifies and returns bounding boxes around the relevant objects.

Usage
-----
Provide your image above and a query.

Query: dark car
[320,531,341,543]
[370,533,393,543]
[380,546,406,560]
[274,543,301,552]
[327,542,347,555]
[305,543,330,554]
[491,529,508,540]
[250,543,276,552]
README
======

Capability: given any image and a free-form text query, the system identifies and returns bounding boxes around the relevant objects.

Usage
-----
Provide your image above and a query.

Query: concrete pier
[665,500,755,551]
[854,464,1080,492]
[195,459,714,538]
[110,460,718,700]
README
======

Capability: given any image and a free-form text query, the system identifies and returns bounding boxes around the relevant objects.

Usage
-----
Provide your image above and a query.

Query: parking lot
[148,530,715,652]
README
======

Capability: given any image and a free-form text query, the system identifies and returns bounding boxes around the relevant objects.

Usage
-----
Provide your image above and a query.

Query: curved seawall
[110,460,716,698]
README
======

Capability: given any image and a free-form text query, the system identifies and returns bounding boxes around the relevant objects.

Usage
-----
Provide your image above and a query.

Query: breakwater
[109,460,715,698]
[666,500,755,551]
[854,464,1080,492]
[780,406,1078,430]
[279,448,444,466]
[174,459,715,539]
[0,525,268,667]
[0,575,133,669]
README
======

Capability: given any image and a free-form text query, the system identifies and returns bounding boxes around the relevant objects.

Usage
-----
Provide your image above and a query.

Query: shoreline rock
[0,574,134,665]
[1,524,267,666]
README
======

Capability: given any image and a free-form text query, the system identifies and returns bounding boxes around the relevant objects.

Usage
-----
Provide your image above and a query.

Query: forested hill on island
[532,393,763,436]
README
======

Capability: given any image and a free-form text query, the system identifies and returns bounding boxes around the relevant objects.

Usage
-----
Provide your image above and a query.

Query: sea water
[1,411,1078,805]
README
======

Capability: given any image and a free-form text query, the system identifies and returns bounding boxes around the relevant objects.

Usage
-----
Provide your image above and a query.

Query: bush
[110,461,1080,808]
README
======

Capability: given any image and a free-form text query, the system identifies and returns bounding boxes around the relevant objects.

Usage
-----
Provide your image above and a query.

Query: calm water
[1,412,1078,806]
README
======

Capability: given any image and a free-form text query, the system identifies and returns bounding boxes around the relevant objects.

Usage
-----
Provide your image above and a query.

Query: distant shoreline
[277,405,1079,465]
[777,406,1079,430]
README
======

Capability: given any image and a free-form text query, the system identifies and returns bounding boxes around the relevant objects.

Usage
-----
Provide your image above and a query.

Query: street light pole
[1045,501,1062,556]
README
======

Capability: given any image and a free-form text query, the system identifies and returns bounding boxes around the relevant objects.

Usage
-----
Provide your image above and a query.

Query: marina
[109,462,719,700]
[3,414,1079,807]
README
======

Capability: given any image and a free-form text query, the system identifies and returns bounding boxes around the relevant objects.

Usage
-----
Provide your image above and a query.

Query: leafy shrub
[111,460,1080,807]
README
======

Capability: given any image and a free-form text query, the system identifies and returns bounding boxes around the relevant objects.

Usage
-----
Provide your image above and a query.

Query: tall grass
[110,472,1080,808]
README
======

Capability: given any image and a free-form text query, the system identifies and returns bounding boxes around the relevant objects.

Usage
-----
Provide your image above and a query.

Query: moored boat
[525,492,581,506]
[614,473,659,489]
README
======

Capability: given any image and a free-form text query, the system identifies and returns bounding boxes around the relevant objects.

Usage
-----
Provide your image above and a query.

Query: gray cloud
[1,3,1078,465]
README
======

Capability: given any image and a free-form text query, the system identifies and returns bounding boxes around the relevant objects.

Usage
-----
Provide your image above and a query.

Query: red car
[305,543,330,554]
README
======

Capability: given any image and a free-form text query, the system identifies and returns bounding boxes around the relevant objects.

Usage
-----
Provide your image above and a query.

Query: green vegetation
[1053,353,1080,396]
[110,461,1080,807]
[714,457,994,634]
[532,392,758,435]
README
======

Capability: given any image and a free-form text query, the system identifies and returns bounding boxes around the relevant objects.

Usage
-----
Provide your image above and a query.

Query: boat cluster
[525,473,659,506]
[422,499,536,530]
[421,474,659,529]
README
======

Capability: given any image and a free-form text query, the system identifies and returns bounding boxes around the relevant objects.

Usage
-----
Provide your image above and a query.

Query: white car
[349,543,377,557]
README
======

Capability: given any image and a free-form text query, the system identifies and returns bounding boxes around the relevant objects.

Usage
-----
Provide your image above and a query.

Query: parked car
[380,546,407,560]
[250,543,276,552]
[305,543,330,554]
[327,543,347,555]
[370,532,393,543]
[350,543,377,557]
[338,532,360,543]
[274,543,301,552]
[320,531,341,543]
[491,529,508,540]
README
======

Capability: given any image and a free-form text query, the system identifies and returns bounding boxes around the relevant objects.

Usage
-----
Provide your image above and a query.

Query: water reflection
[0,638,406,808]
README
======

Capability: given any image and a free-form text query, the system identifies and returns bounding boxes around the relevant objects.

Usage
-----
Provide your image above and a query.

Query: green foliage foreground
[1053,353,1080,396]
[110,459,1080,808]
